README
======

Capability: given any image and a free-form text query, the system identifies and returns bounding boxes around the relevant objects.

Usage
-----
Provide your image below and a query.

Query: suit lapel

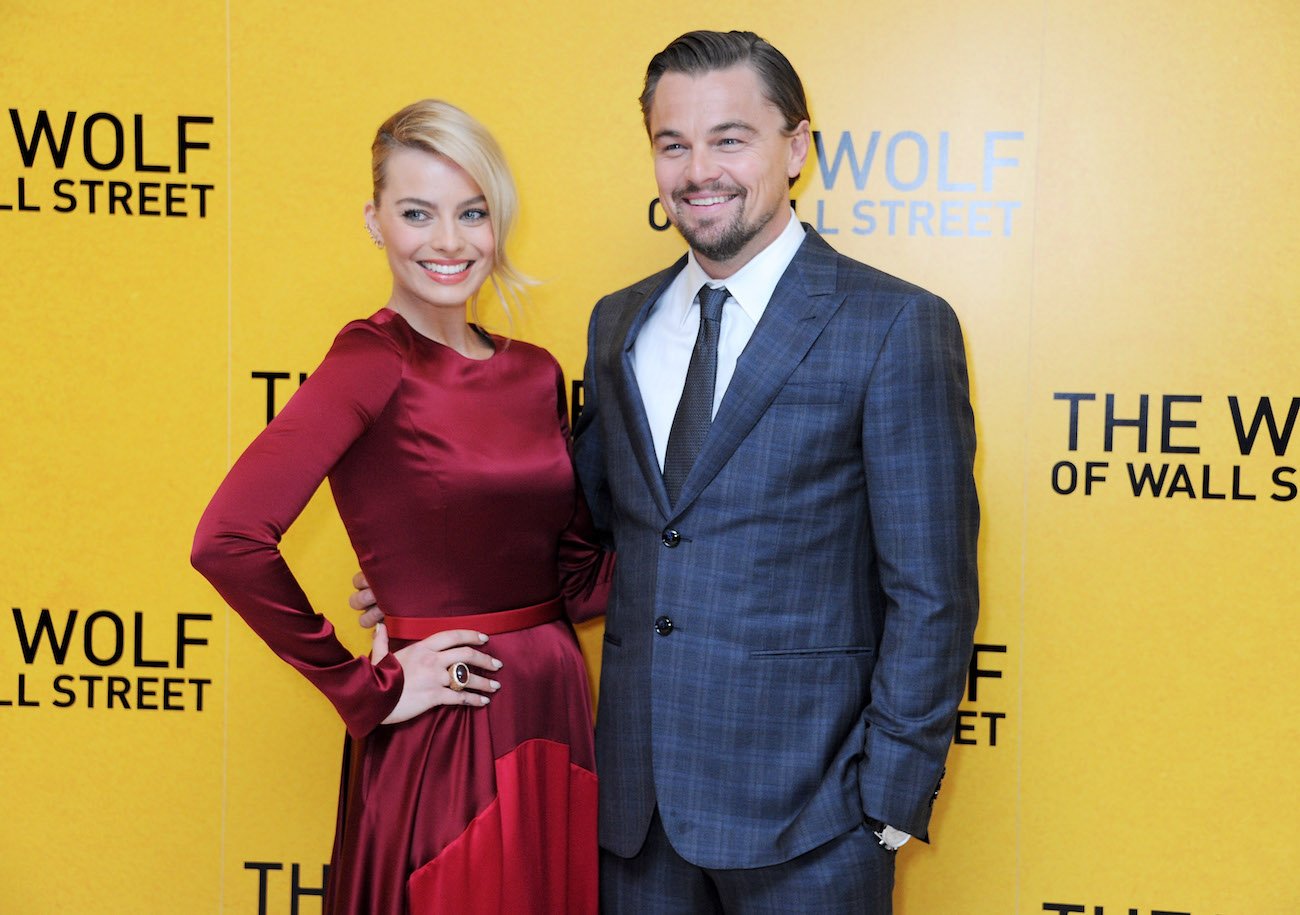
[671,230,845,515]
[611,257,687,519]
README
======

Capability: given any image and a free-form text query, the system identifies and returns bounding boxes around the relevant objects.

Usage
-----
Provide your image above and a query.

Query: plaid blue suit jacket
[574,227,979,869]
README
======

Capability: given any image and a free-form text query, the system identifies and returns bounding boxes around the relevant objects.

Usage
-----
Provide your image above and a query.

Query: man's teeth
[422,261,470,275]
[688,196,733,207]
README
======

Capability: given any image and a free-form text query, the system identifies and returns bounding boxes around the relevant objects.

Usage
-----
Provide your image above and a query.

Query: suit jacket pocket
[750,645,873,659]
[770,382,847,405]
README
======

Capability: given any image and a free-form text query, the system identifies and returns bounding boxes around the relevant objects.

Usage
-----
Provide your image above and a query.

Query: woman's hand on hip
[373,624,503,724]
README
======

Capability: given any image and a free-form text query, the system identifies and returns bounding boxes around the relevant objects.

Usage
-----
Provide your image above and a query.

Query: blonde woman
[193,100,609,914]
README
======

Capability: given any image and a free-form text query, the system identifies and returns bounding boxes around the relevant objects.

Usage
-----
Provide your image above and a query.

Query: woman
[192,100,610,914]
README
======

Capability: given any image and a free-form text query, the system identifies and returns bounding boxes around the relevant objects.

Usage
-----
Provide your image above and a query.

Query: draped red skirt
[323,616,597,914]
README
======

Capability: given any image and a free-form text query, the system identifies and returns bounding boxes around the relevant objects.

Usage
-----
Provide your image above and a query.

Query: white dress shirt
[631,209,807,470]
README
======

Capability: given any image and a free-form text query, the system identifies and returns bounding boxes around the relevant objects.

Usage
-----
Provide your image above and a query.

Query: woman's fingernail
[492,659,503,669]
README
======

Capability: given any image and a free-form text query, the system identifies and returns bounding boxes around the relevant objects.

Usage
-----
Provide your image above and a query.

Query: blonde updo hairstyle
[371,99,531,329]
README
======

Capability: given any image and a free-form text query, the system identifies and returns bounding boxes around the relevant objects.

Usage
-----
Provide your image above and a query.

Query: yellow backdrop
[2,1,1297,913]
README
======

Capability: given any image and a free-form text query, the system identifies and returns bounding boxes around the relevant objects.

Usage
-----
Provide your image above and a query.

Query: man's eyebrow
[652,122,758,144]
[709,121,757,135]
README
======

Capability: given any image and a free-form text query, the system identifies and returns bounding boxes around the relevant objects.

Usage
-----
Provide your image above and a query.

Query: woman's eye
[462,208,489,223]
[402,209,428,222]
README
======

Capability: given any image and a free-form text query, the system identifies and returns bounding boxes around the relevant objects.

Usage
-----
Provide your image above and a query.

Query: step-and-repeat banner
[3,2,1296,912]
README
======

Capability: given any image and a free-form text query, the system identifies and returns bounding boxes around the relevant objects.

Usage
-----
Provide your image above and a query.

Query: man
[572,30,979,913]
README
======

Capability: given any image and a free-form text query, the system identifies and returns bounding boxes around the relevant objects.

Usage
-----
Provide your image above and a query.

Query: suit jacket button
[654,616,674,636]
[661,529,681,547]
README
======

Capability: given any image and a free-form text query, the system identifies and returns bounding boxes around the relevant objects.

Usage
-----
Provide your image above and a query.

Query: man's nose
[685,148,721,184]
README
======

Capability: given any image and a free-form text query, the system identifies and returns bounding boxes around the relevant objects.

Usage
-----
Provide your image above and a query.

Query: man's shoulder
[801,228,945,304]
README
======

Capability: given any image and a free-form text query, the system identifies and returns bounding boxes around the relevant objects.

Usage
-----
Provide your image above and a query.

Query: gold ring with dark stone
[448,662,471,691]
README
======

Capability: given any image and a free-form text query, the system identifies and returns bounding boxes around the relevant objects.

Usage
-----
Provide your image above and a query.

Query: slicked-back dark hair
[639,30,810,136]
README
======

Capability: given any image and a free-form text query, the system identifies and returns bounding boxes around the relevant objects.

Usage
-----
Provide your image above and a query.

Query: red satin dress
[192,308,611,914]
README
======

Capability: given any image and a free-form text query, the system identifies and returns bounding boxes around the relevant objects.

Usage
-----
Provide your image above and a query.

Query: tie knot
[697,285,729,324]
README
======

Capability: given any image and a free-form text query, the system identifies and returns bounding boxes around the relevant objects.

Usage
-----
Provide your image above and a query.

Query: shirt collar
[676,208,806,326]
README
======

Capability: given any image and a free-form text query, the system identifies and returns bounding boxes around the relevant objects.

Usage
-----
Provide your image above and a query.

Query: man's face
[648,64,809,278]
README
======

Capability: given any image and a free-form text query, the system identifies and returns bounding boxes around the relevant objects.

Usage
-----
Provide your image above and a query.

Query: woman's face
[365,147,496,317]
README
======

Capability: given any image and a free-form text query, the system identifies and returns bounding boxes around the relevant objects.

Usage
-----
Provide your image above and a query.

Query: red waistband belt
[382,596,564,641]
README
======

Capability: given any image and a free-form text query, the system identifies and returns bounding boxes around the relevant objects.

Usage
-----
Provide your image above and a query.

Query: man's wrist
[866,817,912,851]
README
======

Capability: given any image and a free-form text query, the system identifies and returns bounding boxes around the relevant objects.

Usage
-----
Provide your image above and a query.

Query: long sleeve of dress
[191,323,405,738]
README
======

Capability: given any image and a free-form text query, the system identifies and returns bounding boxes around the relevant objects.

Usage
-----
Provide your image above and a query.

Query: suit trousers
[600,808,894,914]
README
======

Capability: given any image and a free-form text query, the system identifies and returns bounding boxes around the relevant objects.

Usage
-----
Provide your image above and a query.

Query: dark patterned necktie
[663,284,730,504]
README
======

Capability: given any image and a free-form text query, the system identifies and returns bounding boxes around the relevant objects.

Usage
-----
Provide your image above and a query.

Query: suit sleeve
[190,322,405,738]
[549,351,615,624]
[857,294,980,840]
[572,299,614,545]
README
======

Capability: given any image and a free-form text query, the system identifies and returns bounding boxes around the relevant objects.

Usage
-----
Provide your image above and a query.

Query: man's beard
[671,187,775,264]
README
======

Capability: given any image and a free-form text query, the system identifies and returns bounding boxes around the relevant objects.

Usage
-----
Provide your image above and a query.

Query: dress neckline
[380,308,497,362]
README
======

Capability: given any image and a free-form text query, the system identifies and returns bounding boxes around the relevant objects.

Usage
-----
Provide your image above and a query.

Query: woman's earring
[366,223,384,248]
